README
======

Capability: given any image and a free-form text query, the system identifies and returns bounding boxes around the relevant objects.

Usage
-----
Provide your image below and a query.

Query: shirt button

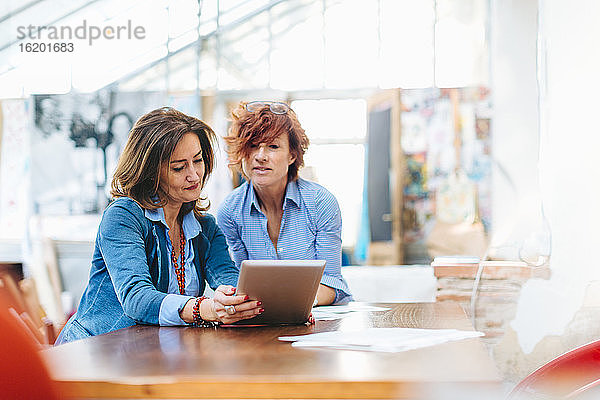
[278,247,284,252]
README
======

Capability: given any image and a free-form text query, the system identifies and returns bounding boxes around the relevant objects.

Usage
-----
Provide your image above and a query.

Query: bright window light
[270,14,324,90]
[292,99,367,247]
[0,0,489,96]
[380,0,435,88]
[324,0,379,89]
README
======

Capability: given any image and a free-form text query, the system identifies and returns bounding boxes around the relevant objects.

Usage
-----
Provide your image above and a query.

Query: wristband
[192,296,219,328]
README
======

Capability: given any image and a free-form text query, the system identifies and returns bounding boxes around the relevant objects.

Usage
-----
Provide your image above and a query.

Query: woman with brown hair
[217,101,352,306]
[56,107,261,344]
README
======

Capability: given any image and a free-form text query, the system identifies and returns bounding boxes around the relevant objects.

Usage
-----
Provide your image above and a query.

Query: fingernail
[256,301,262,306]
[259,308,265,313]
[244,295,249,301]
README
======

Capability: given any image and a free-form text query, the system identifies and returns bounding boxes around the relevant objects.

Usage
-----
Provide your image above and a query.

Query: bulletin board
[400,87,492,263]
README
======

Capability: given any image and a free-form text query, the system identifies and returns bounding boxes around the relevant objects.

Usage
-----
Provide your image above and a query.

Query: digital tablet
[231,259,326,326]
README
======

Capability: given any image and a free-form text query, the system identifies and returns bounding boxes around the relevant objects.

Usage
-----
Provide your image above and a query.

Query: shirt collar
[284,179,300,208]
[248,184,261,215]
[144,207,202,239]
[247,180,300,215]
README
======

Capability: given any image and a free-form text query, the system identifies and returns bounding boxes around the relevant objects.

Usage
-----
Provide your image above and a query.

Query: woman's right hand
[206,285,263,324]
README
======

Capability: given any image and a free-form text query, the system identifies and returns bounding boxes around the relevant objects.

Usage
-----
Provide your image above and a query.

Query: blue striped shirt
[217,178,352,304]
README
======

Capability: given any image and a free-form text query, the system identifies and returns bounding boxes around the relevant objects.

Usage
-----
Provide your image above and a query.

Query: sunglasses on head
[245,101,290,115]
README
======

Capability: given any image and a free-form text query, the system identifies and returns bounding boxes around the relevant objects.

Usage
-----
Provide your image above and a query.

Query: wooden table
[43,302,501,399]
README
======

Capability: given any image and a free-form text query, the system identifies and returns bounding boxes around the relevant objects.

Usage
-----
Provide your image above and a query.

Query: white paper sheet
[311,304,390,321]
[279,328,484,352]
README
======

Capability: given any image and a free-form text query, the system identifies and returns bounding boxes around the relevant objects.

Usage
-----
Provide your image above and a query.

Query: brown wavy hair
[224,101,310,182]
[110,107,216,217]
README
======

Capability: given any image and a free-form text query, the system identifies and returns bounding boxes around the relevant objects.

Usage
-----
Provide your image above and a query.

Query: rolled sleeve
[320,274,352,305]
[159,294,194,326]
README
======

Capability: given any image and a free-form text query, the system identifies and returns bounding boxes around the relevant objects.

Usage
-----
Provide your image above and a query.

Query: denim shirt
[55,197,237,344]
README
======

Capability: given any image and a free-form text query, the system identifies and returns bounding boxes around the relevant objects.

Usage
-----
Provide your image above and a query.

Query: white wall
[490,0,541,261]
[493,0,600,354]
[513,0,600,352]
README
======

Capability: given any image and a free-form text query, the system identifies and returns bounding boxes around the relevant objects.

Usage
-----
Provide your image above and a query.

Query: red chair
[0,292,62,400]
[509,339,600,399]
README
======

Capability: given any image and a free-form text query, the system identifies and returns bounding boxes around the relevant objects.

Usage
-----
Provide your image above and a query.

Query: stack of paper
[279,328,484,352]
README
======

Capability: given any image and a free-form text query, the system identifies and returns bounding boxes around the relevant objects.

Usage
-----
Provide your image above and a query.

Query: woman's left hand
[209,285,263,324]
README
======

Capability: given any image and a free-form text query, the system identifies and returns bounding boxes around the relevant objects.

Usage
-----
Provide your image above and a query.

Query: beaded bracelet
[192,296,219,328]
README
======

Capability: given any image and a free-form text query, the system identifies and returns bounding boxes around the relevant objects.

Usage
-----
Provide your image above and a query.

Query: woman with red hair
[217,101,352,306]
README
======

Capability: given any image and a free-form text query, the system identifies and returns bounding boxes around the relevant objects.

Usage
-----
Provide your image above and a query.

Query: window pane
[302,143,364,247]
[292,99,367,248]
[292,99,366,141]
[435,0,489,87]
[380,0,435,88]
[324,0,378,89]
[270,9,324,90]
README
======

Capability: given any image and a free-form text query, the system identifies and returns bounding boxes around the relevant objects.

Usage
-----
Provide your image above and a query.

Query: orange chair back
[0,291,62,399]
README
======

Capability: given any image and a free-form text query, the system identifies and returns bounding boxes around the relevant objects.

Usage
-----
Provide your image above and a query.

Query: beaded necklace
[171,227,186,295]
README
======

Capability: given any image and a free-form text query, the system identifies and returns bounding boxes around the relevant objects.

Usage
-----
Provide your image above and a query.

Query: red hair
[224,102,309,182]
